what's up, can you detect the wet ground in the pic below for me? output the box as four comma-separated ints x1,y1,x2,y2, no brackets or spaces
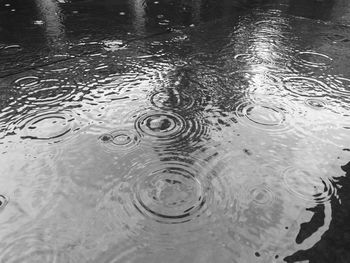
1,0,350,262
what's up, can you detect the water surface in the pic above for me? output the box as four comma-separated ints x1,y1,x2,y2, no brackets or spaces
1,0,350,262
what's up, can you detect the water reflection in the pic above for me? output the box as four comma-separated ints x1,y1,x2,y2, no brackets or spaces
1,0,350,262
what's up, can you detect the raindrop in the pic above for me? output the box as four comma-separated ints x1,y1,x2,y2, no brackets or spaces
282,167,335,203
98,129,140,153
295,51,333,68
283,76,330,97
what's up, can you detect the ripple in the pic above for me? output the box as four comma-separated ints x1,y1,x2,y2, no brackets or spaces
0,194,9,209
133,110,208,149
246,184,275,206
133,166,206,224
149,89,194,110
283,76,330,97
331,76,350,97
14,76,40,87
0,235,63,263
295,51,333,68
25,80,77,106
18,112,76,143
2,45,22,54
282,167,335,203
235,99,291,132
304,98,327,109
98,129,140,153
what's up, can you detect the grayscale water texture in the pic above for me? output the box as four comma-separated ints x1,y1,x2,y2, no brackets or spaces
1,0,350,262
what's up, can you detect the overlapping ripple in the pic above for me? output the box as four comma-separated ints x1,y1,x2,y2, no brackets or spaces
234,97,295,133
98,129,140,153
130,155,236,225
282,167,336,203
16,111,77,143
282,76,330,98
0,234,66,263
100,153,238,249
149,89,194,110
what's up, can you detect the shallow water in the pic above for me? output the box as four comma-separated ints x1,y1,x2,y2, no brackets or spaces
1,0,350,262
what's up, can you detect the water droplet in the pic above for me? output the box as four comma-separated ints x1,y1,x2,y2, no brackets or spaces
282,167,335,203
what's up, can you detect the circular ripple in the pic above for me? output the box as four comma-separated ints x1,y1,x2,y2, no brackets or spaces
283,76,330,97
149,89,194,110
247,185,275,206
235,100,290,132
0,194,9,209
98,129,140,152
304,98,327,109
26,80,77,106
129,156,234,225
133,110,208,149
134,167,205,223
18,112,75,143
2,45,22,54
0,235,63,263
296,51,333,67
282,167,335,203
14,76,40,87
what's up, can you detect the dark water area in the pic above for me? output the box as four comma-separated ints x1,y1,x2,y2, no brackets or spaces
1,0,350,262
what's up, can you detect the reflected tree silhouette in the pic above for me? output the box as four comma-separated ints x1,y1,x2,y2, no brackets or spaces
284,161,350,263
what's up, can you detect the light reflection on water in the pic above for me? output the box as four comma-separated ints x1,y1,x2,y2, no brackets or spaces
1,0,350,262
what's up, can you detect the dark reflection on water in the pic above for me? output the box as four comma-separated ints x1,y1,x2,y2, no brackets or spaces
1,0,350,262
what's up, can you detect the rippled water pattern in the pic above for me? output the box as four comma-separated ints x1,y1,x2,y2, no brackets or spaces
1,0,350,262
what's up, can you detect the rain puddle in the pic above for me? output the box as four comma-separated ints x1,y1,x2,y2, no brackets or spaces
1,0,350,262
